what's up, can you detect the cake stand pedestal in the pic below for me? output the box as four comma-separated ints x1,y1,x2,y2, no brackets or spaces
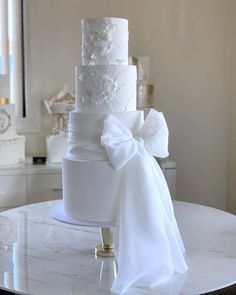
51,203,116,258
95,227,115,257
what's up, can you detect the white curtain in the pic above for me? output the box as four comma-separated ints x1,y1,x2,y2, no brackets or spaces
0,0,23,117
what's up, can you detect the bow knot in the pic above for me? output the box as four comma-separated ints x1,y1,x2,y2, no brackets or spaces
101,109,169,170
134,136,144,145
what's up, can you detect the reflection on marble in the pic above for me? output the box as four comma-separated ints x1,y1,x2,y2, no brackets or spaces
0,200,236,295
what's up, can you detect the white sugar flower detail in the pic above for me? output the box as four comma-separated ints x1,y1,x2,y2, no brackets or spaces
78,67,132,112
82,18,127,65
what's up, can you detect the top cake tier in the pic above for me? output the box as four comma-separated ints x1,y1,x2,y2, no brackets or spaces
81,17,128,65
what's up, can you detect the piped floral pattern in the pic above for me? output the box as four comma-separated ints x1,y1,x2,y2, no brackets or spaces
76,66,135,112
82,18,128,65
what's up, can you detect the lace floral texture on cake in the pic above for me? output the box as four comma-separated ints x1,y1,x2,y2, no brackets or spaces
77,67,134,112
82,18,128,65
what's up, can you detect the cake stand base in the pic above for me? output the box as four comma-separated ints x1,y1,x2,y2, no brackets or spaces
95,228,115,258
51,202,115,258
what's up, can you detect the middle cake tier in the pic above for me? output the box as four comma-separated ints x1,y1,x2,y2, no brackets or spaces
76,65,137,112
68,110,144,161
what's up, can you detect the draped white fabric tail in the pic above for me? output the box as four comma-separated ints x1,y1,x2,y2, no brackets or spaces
101,109,188,294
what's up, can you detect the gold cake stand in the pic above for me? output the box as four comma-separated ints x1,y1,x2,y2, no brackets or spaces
95,227,115,258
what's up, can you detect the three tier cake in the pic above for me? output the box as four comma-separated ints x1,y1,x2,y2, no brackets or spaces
62,17,144,222
61,18,188,293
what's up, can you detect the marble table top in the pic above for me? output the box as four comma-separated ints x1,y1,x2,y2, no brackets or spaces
0,200,236,295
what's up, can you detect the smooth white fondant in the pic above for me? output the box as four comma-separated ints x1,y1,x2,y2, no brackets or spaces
0,135,25,166
0,200,236,295
75,65,136,112
63,157,121,223
0,74,9,98
68,111,144,160
81,17,128,65
46,135,68,163
0,104,16,139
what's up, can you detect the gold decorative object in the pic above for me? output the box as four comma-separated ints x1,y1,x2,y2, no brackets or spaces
0,98,9,105
44,85,75,135
146,84,154,96
137,84,154,108
95,227,115,258
129,56,138,66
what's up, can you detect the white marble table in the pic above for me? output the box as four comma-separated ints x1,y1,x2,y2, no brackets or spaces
0,200,236,295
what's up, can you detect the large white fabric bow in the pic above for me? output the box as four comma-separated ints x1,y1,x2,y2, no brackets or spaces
101,109,188,294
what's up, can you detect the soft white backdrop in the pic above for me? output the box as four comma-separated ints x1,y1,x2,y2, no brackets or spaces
22,0,234,212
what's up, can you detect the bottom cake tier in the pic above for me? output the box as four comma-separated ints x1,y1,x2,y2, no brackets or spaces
63,157,121,223
0,136,25,166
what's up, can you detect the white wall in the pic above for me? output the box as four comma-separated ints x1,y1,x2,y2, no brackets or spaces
24,0,232,210
228,0,236,214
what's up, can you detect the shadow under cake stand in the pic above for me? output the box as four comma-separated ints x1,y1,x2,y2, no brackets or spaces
51,203,116,258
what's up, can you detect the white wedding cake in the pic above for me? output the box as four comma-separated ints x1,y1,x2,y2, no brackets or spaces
0,74,25,166
61,18,188,293
63,17,144,222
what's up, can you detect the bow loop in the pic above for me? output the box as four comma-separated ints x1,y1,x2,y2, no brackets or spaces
101,116,137,170
138,109,169,158
101,109,169,170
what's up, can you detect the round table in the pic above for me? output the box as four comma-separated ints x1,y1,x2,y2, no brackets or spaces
0,200,235,295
